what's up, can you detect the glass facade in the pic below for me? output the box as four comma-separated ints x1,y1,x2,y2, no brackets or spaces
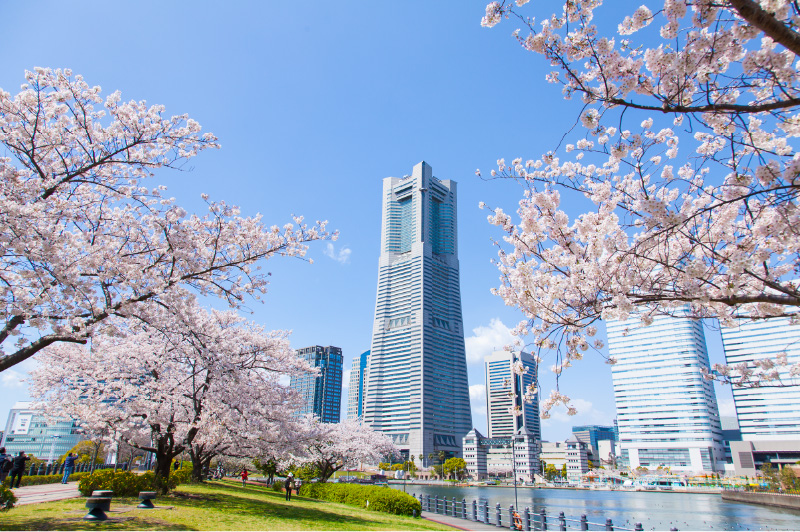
720,316,800,440
290,346,343,423
363,162,472,459
346,350,370,420
1,402,84,461
607,312,725,472
485,350,540,441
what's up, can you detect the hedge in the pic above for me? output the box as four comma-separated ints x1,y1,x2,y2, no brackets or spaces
0,485,15,512
299,482,420,516
78,465,193,497
2,472,89,488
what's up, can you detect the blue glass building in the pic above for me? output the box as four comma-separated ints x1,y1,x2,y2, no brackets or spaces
291,345,343,423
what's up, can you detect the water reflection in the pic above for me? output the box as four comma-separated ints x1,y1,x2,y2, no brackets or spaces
404,485,800,530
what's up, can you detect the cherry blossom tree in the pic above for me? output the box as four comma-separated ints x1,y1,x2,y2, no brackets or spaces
30,302,311,491
288,417,398,482
479,0,800,408
0,68,333,373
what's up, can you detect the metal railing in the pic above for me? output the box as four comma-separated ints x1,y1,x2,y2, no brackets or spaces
415,494,679,531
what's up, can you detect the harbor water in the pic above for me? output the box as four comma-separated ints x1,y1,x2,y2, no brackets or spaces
401,484,800,530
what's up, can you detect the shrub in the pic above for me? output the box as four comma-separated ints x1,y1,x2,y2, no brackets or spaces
272,480,284,492
78,468,192,497
299,482,420,516
1,472,89,488
0,484,16,511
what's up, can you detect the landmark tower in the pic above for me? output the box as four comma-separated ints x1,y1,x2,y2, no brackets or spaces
363,162,472,460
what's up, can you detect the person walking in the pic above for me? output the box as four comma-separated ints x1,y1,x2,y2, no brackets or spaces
0,447,12,484
240,468,249,487
285,473,295,501
62,452,77,484
8,451,31,488
295,477,302,496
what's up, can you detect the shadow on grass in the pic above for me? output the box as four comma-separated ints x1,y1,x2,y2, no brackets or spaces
183,481,400,528
0,515,194,532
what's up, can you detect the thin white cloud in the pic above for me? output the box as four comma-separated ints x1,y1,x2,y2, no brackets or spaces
323,243,352,264
1,369,25,389
469,384,487,415
465,318,516,364
540,398,608,429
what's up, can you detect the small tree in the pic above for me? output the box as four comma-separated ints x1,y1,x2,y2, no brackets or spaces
761,463,781,490
443,457,467,480
781,467,799,490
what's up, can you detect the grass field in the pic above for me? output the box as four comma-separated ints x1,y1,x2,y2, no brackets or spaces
0,481,455,531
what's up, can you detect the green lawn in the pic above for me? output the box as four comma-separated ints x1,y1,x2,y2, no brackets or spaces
0,481,454,531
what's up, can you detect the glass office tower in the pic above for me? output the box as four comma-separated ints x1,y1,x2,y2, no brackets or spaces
363,161,472,460
291,345,343,423
607,312,725,472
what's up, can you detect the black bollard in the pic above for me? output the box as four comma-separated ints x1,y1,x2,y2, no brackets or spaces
453,497,457,517
605,518,614,531
483,499,490,524
559,511,566,531
540,509,548,531
508,505,515,530
472,499,478,522
580,514,589,531
435,495,439,514
463,498,468,520
495,503,502,528
523,507,531,531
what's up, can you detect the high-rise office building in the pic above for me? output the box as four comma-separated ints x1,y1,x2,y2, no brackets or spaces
363,162,472,460
346,350,370,420
1,402,84,461
571,425,617,451
291,345,343,424
607,312,725,472
485,350,540,440
721,316,800,474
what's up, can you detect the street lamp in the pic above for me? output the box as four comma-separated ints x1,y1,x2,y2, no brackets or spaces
48,435,62,464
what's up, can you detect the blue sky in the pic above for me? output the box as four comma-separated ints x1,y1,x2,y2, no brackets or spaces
0,1,734,441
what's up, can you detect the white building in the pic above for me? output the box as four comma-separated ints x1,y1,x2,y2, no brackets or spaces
565,436,589,483
363,162,472,460
1,402,84,461
721,316,800,474
346,350,370,421
485,351,540,441
607,312,725,472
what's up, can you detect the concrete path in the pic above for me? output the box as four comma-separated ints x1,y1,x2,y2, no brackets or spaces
10,481,81,506
421,511,505,531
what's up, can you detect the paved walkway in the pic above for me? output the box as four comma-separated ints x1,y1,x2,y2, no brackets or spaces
421,511,504,531
10,481,81,506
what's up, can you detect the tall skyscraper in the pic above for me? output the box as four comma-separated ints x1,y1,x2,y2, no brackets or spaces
721,317,800,440
485,350,540,440
346,350,370,420
363,161,472,460
291,345,343,424
721,317,800,474
607,312,725,472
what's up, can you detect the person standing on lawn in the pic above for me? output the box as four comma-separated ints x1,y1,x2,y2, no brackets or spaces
62,452,77,484
240,468,248,487
8,451,31,488
295,477,302,496
285,472,295,501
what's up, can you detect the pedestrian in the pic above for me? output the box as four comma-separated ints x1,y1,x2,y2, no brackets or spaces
295,477,302,496
285,472,295,501
62,452,77,484
241,468,249,487
0,447,12,484
8,451,31,488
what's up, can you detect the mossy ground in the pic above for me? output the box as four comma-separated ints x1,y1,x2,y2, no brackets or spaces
0,480,454,531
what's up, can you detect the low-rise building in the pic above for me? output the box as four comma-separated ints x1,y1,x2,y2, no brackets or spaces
1,402,84,461
565,436,590,483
